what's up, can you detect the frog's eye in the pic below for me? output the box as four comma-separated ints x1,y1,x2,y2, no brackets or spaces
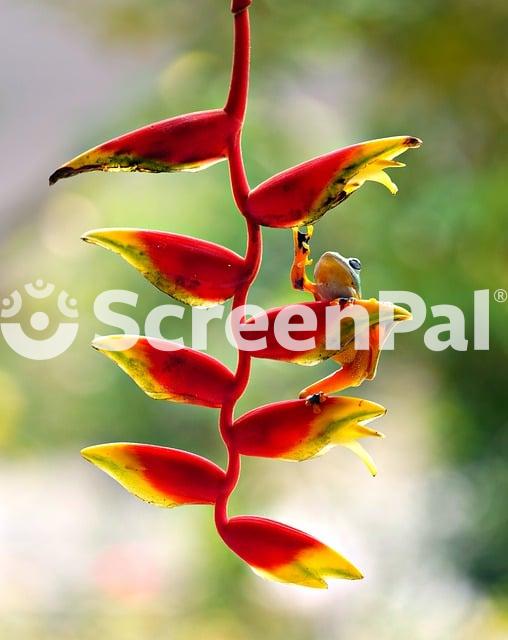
349,258,362,272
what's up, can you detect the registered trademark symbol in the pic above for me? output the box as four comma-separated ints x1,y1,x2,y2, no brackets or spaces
494,289,507,303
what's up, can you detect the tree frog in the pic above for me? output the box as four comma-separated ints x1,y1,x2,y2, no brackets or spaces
290,225,393,399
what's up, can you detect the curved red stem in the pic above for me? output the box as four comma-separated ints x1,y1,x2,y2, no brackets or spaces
224,9,251,124
231,0,252,14
215,6,262,535
228,133,250,213
215,171,261,533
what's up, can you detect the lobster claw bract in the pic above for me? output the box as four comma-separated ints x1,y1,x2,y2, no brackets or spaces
49,109,238,185
233,396,386,475
221,516,363,588
243,299,411,365
245,136,422,228
83,228,248,307
92,336,235,408
81,443,225,508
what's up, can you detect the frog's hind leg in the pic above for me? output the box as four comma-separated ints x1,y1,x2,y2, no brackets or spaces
298,349,371,398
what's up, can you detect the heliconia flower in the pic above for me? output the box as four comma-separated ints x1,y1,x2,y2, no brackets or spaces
81,443,225,508
244,298,411,365
233,396,385,475
83,228,248,307
245,136,422,228
92,336,234,408
49,109,238,185
221,516,363,588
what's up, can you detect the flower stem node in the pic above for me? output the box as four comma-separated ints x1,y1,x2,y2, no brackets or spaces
232,0,252,14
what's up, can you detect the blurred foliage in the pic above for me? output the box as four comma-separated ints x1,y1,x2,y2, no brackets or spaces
1,0,508,630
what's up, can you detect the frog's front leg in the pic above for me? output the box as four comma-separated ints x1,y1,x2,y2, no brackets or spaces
290,226,318,297
298,323,389,397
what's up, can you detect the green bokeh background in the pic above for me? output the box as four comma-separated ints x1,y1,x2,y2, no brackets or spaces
0,1,507,638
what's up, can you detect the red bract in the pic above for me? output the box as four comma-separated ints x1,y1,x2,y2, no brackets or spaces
49,110,237,186
233,396,385,475
49,4,251,188
83,228,248,307
92,336,234,408
81,444,225,508
243,298,411,365
221,516,363,588
69,0,421,588
246,136,422,228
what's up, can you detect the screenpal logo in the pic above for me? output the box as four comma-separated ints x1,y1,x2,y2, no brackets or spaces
1,280,79,360
0,282,499,360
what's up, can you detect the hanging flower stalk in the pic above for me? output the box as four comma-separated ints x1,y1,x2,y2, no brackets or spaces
51,0,421,588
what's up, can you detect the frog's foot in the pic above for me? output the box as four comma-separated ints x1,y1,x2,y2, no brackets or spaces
296,223,314,243
291,226,317,293
335,297,357,310
294,226,314,260
303,392,328,414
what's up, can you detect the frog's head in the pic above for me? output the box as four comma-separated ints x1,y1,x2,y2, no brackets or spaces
313,252,362,301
